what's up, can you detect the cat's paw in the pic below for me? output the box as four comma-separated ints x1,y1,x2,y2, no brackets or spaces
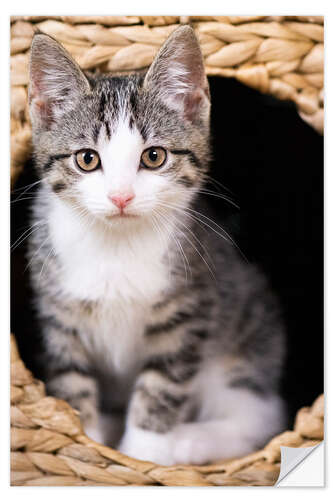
170,425,215,465
118,426,174,466
84,422,104,444
170,421,256,465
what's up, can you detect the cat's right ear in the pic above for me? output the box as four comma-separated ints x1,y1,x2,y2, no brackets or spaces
29,33,91,129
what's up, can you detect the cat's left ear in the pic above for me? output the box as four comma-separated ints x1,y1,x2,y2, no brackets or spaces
29,32,91,129
143,26,210,123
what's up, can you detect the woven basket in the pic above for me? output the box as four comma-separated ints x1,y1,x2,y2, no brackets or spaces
10,15,324,486
11,335,324,486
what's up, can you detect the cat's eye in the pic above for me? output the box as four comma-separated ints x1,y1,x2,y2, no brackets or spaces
140,147,167,169
75,149,101,172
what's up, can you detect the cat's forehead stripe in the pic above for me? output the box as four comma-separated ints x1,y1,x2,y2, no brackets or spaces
94,83,146,143
99,116,144,178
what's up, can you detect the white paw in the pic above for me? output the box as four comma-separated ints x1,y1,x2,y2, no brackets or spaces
118,426,174,465
84,422,104,444
118,421,258,466
171,421,256,464
170,424,215,465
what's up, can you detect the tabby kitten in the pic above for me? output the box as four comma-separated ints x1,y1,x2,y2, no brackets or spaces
28,26,286,465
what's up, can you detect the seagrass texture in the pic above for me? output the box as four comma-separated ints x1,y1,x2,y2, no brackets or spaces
10,335,324,487
10,15,324,186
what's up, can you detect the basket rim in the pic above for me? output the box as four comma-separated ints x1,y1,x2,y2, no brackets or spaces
10,334,324,486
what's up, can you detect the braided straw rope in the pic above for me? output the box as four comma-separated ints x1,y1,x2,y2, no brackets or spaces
11,335,323,486
10,15,324,186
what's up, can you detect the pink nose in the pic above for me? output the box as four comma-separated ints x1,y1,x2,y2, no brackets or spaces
109,192,135,210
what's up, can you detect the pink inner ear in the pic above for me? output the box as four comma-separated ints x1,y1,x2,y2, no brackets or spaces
184,87,207,122
35,98,54,127
29,70,56,128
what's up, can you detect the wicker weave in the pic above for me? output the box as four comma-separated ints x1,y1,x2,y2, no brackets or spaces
11,335,323,486
10,15,324,186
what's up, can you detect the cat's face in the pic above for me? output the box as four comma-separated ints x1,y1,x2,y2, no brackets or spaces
29,27,210,227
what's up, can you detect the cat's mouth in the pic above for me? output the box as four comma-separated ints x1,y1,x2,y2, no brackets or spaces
105,212,139,220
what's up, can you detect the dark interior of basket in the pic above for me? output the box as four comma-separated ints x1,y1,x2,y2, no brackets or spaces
11,75,324,427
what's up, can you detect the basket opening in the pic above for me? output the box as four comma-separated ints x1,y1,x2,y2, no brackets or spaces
11,75,323,429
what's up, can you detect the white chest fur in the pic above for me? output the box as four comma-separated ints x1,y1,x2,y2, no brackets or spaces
48,197,171,372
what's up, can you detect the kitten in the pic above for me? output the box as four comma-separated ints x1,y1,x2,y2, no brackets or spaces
27,26,286,465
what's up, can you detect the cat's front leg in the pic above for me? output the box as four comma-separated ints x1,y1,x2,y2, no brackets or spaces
118,353,197,465
47,370,103,444
41,318,104,444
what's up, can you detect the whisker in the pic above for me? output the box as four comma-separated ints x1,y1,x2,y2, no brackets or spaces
39,245,55,281
11,179,43,197
155,202,213,263
184,206,247,261
196,189,240,209
24,234,52,273
11,196,41,204
24,204,93,274
154,210,190,282
11,221,45,252
156,206,217,282
153,199,247,262
203,174,235,195
150,210,172,283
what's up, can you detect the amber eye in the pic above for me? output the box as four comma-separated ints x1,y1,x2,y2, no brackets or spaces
140,147,167,169
75,149,101,172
